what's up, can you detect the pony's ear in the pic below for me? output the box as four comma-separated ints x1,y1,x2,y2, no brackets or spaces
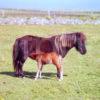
76,32,81,38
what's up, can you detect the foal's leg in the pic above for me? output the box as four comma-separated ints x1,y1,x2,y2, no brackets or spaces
35,61,42,80
39,65,43,78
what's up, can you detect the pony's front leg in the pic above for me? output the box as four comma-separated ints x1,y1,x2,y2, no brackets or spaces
56,64,63,81
58,69,63,81
55,55,63,81
60,68,63,80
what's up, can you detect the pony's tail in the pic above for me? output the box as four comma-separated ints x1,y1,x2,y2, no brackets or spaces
13,39,20,71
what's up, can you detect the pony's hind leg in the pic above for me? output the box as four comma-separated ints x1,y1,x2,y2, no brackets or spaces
18,63,24,77
14,64,19,77
15,58,26,78
19,58,27,77
15,61,23,77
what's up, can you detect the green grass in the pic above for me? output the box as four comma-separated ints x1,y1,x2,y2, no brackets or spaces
0,25,100,100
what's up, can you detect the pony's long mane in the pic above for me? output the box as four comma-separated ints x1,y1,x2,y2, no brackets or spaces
55,33,76,52
60,33,76,47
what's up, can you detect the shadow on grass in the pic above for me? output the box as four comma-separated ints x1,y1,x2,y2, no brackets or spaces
0,71,67,79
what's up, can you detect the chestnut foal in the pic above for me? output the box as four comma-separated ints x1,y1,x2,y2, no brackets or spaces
30,52,63,80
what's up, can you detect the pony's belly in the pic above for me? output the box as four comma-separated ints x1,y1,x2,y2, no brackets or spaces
29,55,36,60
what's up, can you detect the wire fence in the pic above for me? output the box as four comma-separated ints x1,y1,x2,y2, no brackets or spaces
0,9,100,25
0,9,100,17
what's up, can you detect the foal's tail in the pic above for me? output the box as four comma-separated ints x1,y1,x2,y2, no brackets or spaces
13,39,20,71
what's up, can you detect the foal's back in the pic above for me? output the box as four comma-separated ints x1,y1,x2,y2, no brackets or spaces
30,52,59,65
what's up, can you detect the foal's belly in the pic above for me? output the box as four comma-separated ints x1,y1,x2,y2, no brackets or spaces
29,53,52,64
41,56,52,64
29,52,59,65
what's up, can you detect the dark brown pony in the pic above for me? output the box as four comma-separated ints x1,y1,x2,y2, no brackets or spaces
13,32,87,80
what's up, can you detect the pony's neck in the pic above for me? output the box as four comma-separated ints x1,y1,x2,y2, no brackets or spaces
59,46,73,58
59,34,76,58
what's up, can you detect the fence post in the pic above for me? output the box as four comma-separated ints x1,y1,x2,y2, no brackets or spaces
48,10,51,17
1,10,5,17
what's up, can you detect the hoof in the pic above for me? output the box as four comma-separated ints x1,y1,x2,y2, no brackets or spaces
58,79,62,81
39,76,42,79
34,78,38,80
14,73,19,77
19,73,24,78
58,78,63,81
14,73,24,78
57,74,60,79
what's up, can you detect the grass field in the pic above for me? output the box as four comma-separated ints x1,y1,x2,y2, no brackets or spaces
0,24,100,100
